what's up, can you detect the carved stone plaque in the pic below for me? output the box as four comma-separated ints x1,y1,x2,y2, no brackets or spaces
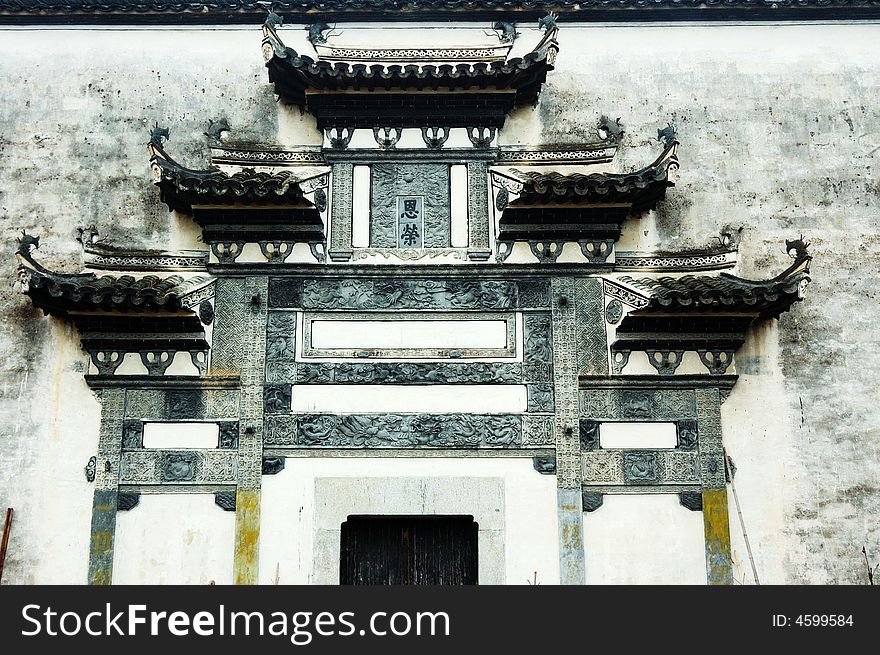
396,196,424,248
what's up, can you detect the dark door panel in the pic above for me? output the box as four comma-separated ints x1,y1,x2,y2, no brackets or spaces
340,516,478,585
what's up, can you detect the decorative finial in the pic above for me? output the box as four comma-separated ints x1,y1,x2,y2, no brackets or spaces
150,123,169,148
658,121,678,147
785,235,810,260
204,118,230,145
493,21,518,44
597,115,624,143
16,230,40,259
76,225,99,247
308,22,330,46
538,13,558,33
265,10,283,29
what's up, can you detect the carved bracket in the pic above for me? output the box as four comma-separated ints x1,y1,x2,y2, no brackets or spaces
139,350,175,376
579,239,614,264
214,490,236,511
467,126,496,148
258,240,294,264
533,456,557,475
211,242,245,264
117,492,140,511
582,491,604,512
646,350,685,375
421,127,450,149
698,349,735,375
373,127,402,150
325,127,354,150
679,492,703,511
89,350,125,375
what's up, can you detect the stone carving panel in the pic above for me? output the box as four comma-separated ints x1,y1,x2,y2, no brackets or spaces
119,450,238,485
580,388,697,421
371,163,450,248
296,362,523,384
290,414,521,448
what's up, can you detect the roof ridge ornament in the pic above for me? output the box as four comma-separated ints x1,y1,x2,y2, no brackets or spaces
538,12,558,34
308,22,331,46
785,235,810,261
658,121,678,148
265,9,283,29
493,21,518,44
204,118,230,146
150,123,169,148
598,115,624,143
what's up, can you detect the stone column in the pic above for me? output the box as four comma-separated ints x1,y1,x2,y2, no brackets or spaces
466,161,492,261
696,388,733,585
328,163,354,262
87,388,125,585
233,276,269,585
551,277,585,584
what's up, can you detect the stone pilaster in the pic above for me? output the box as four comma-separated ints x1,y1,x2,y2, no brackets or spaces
87,388,125,585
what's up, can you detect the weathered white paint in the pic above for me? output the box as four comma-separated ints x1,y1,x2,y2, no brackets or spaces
599,422,678,449
291,383,528,413
258,457,560,585
113,494,235,585
583,494,706,585
142,422,219,449
309,317,509,349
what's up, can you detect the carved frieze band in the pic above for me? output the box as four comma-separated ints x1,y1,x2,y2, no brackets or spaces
602,279,650,309
582,450,700,485
263,414,523,448
269,278,521,310
119,450,238,485
124,389,240,421
294,362,524,384
580,388,698,421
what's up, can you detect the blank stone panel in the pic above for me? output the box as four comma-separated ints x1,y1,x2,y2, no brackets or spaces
291,384,528,414
599,422,677,449
142,422,219,449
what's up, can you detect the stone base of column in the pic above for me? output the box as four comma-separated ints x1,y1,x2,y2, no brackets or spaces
558,487,586,585
234,489,261,585
702,487,734,585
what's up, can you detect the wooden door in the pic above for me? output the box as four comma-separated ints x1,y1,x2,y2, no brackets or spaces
340,516,478,585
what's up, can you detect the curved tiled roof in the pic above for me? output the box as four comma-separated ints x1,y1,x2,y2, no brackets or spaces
263,23,557,107
2,1,877,22
618,254,811,317
21,266,212,314
150,143,310,212
511,142,678,208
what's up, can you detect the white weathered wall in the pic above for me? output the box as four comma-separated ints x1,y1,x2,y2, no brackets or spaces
258,457,560,585
113,494,235,585
583,494,706,585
